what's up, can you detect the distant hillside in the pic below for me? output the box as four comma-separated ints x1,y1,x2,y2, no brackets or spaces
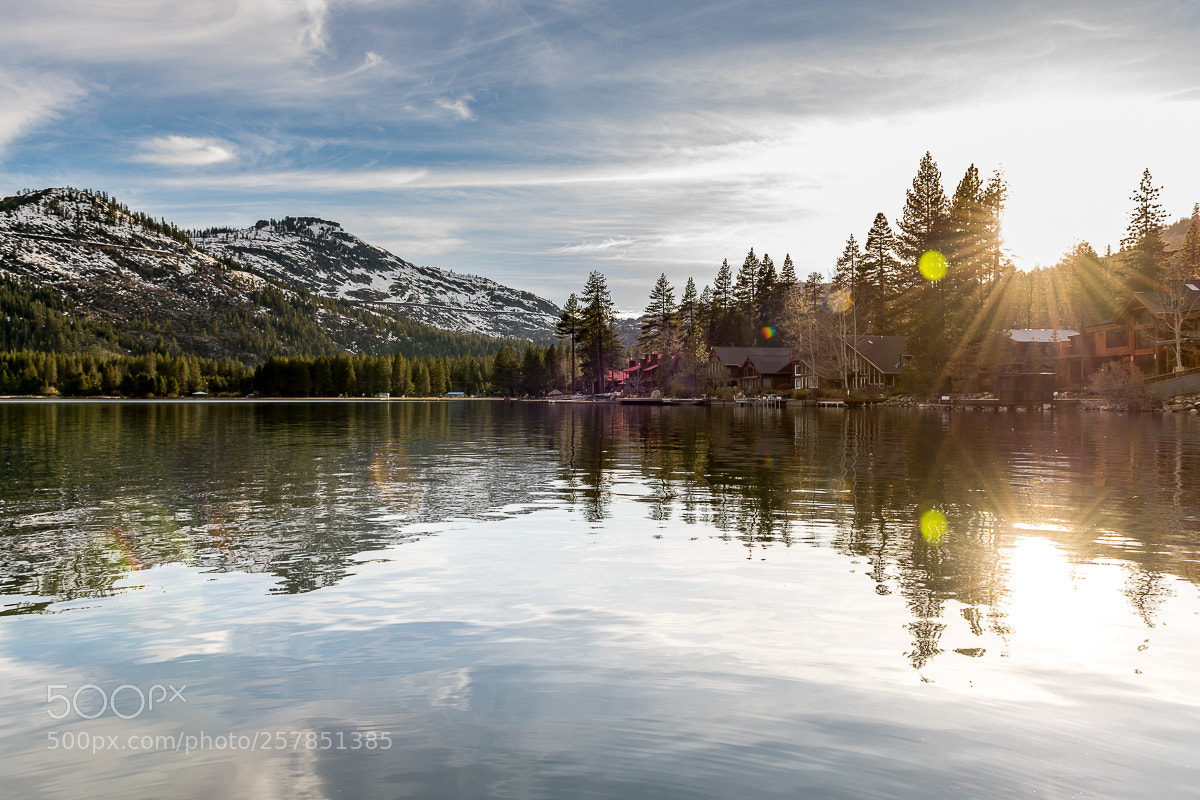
193,217,560,341
0,188,510,361
1163,215,1193,251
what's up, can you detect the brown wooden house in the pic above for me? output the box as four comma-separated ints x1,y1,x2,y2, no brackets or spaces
1058,284,1200,390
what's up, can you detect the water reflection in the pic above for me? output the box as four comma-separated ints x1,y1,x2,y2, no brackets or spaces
2,400,1199,657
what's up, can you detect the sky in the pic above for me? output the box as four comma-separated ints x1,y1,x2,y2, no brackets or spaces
3,0,1200,313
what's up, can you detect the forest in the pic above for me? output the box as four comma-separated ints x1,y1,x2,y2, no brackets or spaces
2,155,1197,398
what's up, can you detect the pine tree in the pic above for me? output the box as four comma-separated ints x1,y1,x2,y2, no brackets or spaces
678,277,705,389
980,169,1010,285
555,293,582,393
490,346,519,395
713,259,733,315
429,359,447,395
638,273,679,355
412,361,431,396
697,285,714,344
832,235,862,293
756,253,778,335
579,271,620,394
896,151,949,275
733,248,760,342
1181,203,1200,280
779,254,797,287
711,259,735,345
861,214,900,331
1122,168,1168,290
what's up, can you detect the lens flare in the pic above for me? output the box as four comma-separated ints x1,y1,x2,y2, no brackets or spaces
826,289,852,314
761,326,776,340
920,509,947,545
918,250,948,282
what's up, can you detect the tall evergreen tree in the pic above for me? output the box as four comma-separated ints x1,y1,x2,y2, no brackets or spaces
1122,168,1168,290
697,285,714,345
678,277,706,390
1181,203,1200,280
896,151,950,278
779,254,797,287
638,273,679,355
980,169,1010,285
734,249,760,313
679,277,699,339
733,248,761,343
756,253,778,335
579,271,620,394
555,292,582,393
832,235,862,293
712,259,733,316
491,345,520,396
711,259,735,345
861,213,901,331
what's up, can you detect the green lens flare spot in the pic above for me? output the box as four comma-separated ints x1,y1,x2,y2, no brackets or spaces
918,250,948,282
920,509,947,545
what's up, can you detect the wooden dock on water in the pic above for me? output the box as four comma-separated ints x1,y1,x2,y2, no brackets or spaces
929,397,1082,411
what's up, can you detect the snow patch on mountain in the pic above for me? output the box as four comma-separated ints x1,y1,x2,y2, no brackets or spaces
193,217,560,341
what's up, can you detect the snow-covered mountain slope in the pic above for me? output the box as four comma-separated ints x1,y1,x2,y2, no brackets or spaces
193,217,560,341
0,188,511,359
0,188,256,337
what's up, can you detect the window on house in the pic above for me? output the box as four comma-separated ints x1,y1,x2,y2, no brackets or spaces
1105,329,1128,349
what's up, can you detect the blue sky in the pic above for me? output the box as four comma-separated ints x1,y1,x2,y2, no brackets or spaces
3,0,1200,311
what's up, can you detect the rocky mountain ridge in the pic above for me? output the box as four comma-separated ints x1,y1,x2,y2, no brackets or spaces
0,188,531,360
0,188,561,360
192,217,559,341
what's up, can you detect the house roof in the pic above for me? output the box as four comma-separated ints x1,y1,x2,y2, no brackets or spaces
741,351,794,375
846,336,909,375
1131,285,1200,315
709,346,790,366
1006,329,1079,343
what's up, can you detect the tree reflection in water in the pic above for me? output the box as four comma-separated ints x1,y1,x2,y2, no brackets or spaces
1,400,1198,671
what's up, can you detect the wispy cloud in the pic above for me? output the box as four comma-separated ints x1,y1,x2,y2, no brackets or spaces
551,237,637,255
5,0,1200,308
434,94,478,122
134,136,237,167
0,70,83,157
160,167,428,191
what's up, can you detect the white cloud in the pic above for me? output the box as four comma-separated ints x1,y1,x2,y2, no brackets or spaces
0,70,83,157
434,94,477,122
339,212,468,260
134,136,237,167
159,167,428,190
337,50,385,79
0,0,331,83
551,237,637,255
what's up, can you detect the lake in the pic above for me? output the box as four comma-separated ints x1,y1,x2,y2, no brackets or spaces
1,399,1198,799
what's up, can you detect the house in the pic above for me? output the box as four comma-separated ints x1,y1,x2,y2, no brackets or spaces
1058,283,1200,390
609,353,680,395
708,347,791,389
737,350,796,393
604,365,637,394
793,336,910,392
1000,330,1079,371
844,336,910,390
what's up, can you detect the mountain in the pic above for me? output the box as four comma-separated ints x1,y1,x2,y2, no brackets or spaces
0,188,514,360
192,217,560,341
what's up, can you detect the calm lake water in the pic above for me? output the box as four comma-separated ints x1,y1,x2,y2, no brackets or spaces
2,399,1199,799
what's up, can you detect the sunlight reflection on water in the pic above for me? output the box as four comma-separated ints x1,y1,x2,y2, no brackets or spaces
1,400,1199,798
